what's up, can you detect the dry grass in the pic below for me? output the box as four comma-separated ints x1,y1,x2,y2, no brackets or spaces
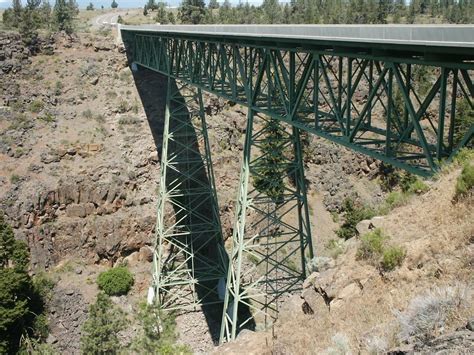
218,166,474,354
396,284,471,343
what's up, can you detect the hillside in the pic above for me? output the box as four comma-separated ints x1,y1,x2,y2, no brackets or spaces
218,165,473,353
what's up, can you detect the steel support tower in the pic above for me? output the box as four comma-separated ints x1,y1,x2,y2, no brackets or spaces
220,110,313,341
121,24,474,343
153,78,227,311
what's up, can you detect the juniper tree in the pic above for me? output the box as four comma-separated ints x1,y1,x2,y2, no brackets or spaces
179,0,206,24
0,214,42,354
208,0,219,9
262,0,282,23
155,2,169,24
253,119,286,204
80,292,126,354
53,0,76,34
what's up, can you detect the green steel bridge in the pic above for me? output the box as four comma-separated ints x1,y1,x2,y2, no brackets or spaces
121,24,474,343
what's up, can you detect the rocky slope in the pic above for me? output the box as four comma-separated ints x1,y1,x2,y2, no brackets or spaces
218,167,473,354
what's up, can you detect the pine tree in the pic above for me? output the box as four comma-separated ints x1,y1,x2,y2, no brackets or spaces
168,11,176,24
80,293,126,354
39,1,53,28
12,0,23,24
219,0,232,23
53,0,76,34
0,214,36,354
209,0,219,9
253,120,286,204
155,2,169,24
86,2,94,11
111,0,119,9
179,0,206,24
19,0,42,46
262,0,282,23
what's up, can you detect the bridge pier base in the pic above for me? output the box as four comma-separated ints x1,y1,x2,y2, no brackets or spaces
220,110,314,343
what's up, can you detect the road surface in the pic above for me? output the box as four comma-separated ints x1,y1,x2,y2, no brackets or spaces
91,11,129,28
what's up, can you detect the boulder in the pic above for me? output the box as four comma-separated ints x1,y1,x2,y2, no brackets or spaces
66,204,86,218
356,216,384,235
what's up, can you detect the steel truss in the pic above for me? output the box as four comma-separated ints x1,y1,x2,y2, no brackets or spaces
153,78,227,311
123,31,473,176
219,110,313,341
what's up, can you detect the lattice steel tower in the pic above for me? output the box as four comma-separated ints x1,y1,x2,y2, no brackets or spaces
152,78,227,311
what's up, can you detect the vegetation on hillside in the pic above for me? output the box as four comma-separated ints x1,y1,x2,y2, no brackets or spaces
0,214,53,353
2,0,78,44
173,0,474,24
357,228,406,269
80,292,126,353
253,119,287,204
97,266,134,296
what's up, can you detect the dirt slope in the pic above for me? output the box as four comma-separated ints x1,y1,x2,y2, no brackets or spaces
218,167,473,354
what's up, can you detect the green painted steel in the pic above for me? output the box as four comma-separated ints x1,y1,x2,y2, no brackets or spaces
122,28,473,176
153,78,227,311
121,26,474,344
219,111,313,342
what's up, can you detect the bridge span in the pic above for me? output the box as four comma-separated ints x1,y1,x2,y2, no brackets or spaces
121,24,473,343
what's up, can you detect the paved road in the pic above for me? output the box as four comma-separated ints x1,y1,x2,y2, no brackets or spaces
91,11,129,28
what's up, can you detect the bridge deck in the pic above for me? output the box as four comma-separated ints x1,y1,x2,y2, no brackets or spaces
121,24,474,59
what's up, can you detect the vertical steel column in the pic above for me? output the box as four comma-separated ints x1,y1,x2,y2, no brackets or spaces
386,67,393,156
404,63,411,131
368,60,373,126
153,78,227,312
437,67,448,160
220,108,255,343
314,58,320,129
448,69,459,152
346,58,352,136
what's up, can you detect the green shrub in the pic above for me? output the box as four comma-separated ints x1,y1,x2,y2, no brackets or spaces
381,246,406,271
357,228,406,271
384,191,407,210
117,100,129,113
39,112,56,123
325,238,345,259
453,148,474,166
336,198,376,240
118,116,140,125
454,162,474,199
406,178,429,194
106,90,117,99
54,81,63,96
97,267,134,296
82,109,93,119
80,62,98,77
130,303,191,354
10,174,20,184
357,228,386,261
453,98,473,148
29,100,44,113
